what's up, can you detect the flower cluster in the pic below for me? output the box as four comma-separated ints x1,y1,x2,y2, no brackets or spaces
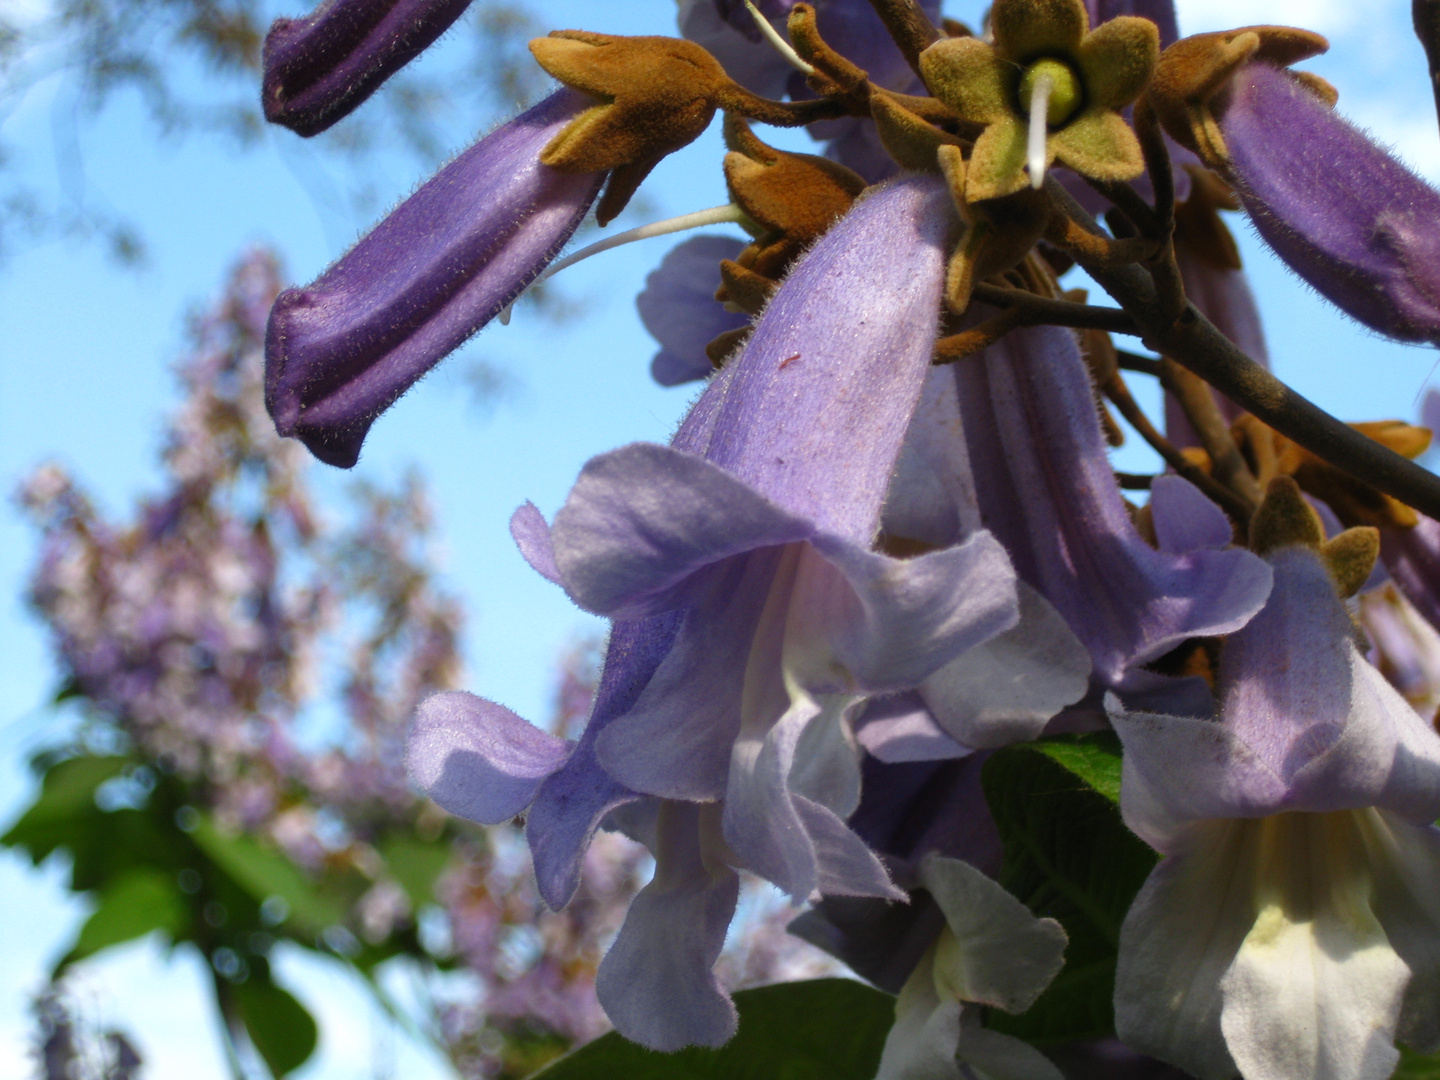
253,0,1440,1077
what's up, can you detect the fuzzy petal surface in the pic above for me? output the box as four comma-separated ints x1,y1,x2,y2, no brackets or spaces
637,235,749,386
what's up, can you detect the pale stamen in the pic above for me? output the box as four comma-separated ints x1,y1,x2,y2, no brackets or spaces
499,204,751,325
1027,72,1054,190
742,0,815,76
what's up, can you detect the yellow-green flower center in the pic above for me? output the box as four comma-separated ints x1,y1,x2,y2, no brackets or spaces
1018,58,1082,127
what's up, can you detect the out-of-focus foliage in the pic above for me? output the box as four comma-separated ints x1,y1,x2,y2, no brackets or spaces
0,0,550,261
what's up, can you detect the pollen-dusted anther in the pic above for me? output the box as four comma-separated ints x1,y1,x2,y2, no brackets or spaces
917,0,1159,201
1147,25,1329,167
717,116,866,287
531,32,732,225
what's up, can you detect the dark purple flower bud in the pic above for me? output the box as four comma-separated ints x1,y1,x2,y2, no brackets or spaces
263,0,474,137
265,89,605,468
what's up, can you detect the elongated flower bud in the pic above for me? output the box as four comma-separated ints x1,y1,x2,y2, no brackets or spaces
263,0,473,137
264,89,604,468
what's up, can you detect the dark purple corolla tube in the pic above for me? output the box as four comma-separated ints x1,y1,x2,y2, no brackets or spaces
1220,63,1440,346
265,89,605,468
263,0,474,137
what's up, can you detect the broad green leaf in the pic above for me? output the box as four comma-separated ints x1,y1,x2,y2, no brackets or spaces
1,755,132,858
530,978,894,1080
982,739,1155,1045
1395,1047,1440,1079
377,834,452,907
234,977,319,1077
64,868,187,966
189,814,348,933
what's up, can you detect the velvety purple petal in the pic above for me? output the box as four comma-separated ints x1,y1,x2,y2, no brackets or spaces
702,174,955,544
1149,474,1234,553
953,323,1272,684
637,235,749,387
593,548,785,801
595,801,740,1051
857,693,974,763
550,443,814,619
406,691,570,823
883,368,986,549
1220,63,1440,346
263,0,472,136
265,89,603,468
509,501,561,585
798,794,904,898
527,612,683,909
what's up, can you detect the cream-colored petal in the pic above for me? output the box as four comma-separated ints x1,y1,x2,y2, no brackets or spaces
920,38,1014,125
965,119,1035,202
958,1023,1065,1080
876,944,964,1080
992,0,1087,61
1076,16,1159,108
1049,108,1144,182
921,854,1067,1014
1115,819,1253,1080
1221,813,1407,1080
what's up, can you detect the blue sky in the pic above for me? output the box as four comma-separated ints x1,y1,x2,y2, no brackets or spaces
3,0,1440,1074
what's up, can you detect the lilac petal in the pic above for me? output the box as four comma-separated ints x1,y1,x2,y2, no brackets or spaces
1381,514,1440,635
637,235,749,387
406,691,570,823
1219,63,1440,347
702,174,955,543
509,501,561,586
857,693,974,764
813,531,1019,691
883,368,986,549
263,0,472,137
265,89,604,468
1149,474,1234,553
527,612,683,909
953,322,1272,684
797,794,903,898
920,584,1091,750
594,549,785,801
595,801,740,1051
550,443,814,619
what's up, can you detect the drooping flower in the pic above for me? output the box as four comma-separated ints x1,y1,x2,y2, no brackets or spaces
262,0,473,137
1151,33,1440,348
410,173,1029,1050
919,0,1160,200
264,89,604,468
635,234,749,386
1111,479,1440,1080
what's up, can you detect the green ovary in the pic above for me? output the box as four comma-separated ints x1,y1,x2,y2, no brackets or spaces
1018,58,1082,128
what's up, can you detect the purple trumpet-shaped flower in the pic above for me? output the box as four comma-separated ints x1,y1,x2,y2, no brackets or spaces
635,235,749,386
410,174,1025,1050
949,319,1272,693
1381,515,1440,636
1111,517,1440,1080
1213,62,1440,347
262,0,473,137
265,89,604,468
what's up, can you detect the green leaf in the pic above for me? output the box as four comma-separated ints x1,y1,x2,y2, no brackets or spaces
64,868,187,965
981,738,1156,1045
377,833,451,908
529,979,894,1080
189,814,348,933
234,977,319,1077
1395,1047,1440,1079
1,756,132,858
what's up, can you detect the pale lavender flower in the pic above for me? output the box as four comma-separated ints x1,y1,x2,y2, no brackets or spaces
635,234,749,387
262,0,474,137
265,89,605,468
1111,531,1440,1080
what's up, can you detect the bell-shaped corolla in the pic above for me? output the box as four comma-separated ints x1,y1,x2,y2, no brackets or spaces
1111,482,1440,1080
262,0,473,137
265,89,604,468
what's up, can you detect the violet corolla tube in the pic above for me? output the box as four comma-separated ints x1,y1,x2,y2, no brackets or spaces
264,89,604,468
1217,62,1440,347
263,0,474,137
